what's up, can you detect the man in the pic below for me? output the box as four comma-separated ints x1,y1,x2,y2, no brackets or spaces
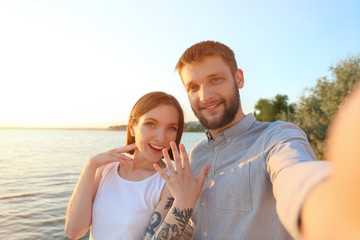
174,41,331,239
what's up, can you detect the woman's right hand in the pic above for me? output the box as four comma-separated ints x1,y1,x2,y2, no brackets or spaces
88,143,137,169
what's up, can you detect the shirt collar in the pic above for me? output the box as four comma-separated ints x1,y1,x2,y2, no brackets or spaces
205,130,213,142
205,113,256,142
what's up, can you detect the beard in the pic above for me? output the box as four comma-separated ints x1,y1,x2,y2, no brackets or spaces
192,83,240,130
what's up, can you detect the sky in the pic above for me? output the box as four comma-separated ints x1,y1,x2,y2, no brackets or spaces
0,0,359,128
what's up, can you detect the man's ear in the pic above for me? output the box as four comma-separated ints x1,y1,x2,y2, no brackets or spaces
235,69,244,89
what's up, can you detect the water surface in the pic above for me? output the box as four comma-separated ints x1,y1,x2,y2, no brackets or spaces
0,129,205,240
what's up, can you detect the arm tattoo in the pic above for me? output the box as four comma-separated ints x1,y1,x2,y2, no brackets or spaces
165,197,174,210
156,221,180,239
150,207,194,240
144,212,162,237
172,207,193,232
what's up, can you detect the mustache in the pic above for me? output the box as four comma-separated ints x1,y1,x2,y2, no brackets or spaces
198,99,224,109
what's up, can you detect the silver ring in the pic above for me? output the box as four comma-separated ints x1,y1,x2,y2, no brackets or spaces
170,172,176,177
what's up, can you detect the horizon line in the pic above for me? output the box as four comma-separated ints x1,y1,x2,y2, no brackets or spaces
0,126,108,131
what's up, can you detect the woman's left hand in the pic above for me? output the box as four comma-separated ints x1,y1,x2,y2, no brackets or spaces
153,142,210,208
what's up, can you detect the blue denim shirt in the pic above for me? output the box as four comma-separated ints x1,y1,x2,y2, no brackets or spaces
189,114,330,240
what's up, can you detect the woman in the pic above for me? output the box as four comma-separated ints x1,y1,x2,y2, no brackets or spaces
65,91,210,240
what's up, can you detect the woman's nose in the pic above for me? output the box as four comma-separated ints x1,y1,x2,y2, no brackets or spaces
154,128,166,142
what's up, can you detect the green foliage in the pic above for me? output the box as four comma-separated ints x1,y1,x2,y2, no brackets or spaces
183,122,206,132
254,94,294,122
278,55,360,159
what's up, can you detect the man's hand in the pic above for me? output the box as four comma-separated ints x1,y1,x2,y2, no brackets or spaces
302,84,360,240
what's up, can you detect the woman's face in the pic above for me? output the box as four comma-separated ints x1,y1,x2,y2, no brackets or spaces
131,104,179,164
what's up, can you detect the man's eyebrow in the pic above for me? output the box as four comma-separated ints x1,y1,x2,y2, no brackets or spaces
184,81,196,88
207,72,227,78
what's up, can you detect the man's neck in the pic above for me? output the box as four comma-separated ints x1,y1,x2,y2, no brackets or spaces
208,110,245,139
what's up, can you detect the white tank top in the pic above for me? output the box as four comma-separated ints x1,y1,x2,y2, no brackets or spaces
90,162,167,240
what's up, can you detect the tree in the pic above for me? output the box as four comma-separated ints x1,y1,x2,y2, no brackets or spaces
184,122,206,132
254,94,294,122
278,55,360,159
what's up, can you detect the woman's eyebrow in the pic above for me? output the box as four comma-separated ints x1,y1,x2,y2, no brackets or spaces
144,118,178,126
144,117,158,122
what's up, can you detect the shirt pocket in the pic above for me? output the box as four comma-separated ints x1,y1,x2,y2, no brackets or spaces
215,162,252,211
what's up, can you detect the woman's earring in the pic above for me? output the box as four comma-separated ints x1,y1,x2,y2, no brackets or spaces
130,130,135,137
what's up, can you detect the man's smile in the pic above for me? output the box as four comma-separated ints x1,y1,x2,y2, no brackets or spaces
199,100,223,113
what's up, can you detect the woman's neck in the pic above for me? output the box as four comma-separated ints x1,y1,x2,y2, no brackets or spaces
118,154,165,181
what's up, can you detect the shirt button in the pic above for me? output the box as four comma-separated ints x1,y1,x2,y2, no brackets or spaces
207,172,212,178
201,201,207,207
214,146,218,151
203,231,208,237
226,138,231,143
231,168,235,174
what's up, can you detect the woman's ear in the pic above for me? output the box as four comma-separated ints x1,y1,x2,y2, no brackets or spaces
130,127,135,137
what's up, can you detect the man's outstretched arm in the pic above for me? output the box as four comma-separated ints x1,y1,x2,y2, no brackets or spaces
301,84,360,240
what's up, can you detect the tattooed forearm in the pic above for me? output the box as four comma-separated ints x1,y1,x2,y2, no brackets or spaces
165,197,174,210
144,212,162,238
153,220,180,240
150,207,194,240
144,198,176,239
172,207,193,232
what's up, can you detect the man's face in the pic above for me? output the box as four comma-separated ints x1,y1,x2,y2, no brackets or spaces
180,56,244,131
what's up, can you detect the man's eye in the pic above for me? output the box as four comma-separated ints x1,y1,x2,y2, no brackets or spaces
213,77,221,82
188,85,199,92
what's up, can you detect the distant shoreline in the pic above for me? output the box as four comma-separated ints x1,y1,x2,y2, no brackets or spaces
0,121,206,132
109,122,206,132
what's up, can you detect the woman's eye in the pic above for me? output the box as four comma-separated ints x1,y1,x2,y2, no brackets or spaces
169,127,177,131
146,122,155,128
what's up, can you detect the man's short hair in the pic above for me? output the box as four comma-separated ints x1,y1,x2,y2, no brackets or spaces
175,41,238,78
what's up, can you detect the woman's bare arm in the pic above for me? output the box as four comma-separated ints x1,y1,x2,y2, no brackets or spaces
65,144,136,239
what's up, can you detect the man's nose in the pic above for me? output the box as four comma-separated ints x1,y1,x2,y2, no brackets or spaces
199,85,214,102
